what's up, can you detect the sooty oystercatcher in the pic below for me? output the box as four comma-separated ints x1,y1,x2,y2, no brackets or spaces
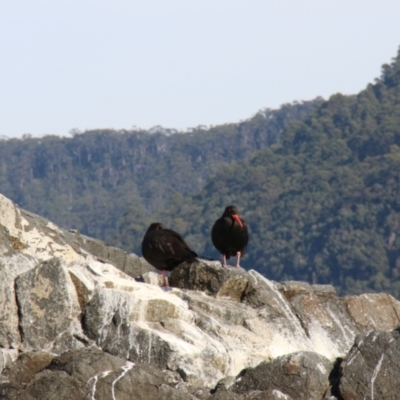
211,206,248,268
142,222,198,286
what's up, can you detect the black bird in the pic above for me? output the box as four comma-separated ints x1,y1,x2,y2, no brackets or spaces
211,206,249,268
142,222,198,286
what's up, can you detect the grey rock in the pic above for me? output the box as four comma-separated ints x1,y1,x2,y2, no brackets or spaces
191,387,212,400
280,281,337,300
311,283,337,298
343,293,400,331
280,280,360,356
212,375,237,392
15,258,86,353
230,351,333,400
241,272,285,312
4,370,85,400
79,236,156,278
4,192,400,397
0,347,197,400
142,270,164,285
124,252,156,277
0,352,54,387
82,285,230,387
0,254,37,349
76,233,109,260
169,260,249,301
245,390,293,399
73,233,156,278
338,327,400,400
0,226,14,255
208,392,245,400
242,270,355,364
0,192,154,278
0,349,19,376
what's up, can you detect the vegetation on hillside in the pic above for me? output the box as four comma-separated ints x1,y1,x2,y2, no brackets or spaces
0,100,320,242
121,47,400,297
1,47,400,297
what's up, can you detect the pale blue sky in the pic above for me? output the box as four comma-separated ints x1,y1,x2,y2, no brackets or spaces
1,0,400,137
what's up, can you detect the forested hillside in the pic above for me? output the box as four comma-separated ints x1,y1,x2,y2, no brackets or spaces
2,48,400,297
0,100,320,242
124,48,400,297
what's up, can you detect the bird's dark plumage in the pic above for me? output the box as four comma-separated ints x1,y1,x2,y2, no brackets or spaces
211,206,249,268
142,222,198,286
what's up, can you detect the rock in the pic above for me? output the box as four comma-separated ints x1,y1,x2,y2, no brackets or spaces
124,252,156,277
344,293,400,331
338,327,400,399
0,349,19,376
79,236,156,278
3,192,400,397
0,254,37,349
142,271,164,285
0,352,53,386
209,392,245,400
176,286,312,374
279,280,360,357
230,351,333,400
0,193,154,278
0,192,79,263
15,258,86,353
169,261,249,301
82,265,333,388
82,285,231,387
0,347,197,400
76,234,109,259
18,370,87,400
242,271,349,359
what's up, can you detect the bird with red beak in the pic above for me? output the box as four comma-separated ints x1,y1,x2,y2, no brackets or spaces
211,205,249,268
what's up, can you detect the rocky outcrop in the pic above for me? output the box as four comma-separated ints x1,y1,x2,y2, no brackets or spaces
0,347,202,400
1,192,400,399
0,193,155,277
338,328,400,399
229,351,333,400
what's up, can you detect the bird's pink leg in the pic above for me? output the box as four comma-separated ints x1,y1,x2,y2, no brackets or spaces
222,254,227,267
235,252,241,268
162,270,168,287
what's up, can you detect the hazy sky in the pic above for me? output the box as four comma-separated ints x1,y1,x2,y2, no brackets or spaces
1,0,400,138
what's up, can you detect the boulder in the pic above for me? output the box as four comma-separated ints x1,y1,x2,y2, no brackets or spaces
15,258,86,353
343,293,400,330
229,351,333,400
0,254,37,349
169,261,249,301
279,280,360,357
0,351,53,387
0,347,197,400
338,327,400,400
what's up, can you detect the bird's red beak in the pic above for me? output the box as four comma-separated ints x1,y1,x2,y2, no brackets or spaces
232,214,243,227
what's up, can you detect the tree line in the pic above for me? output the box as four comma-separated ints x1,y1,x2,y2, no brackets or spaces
1,47,400,297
